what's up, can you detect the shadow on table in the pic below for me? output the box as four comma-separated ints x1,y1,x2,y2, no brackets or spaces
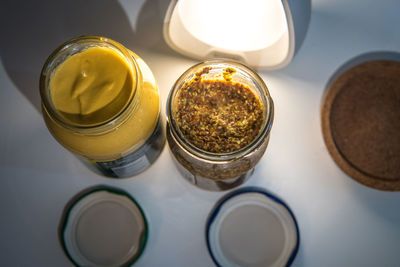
0,0,177,113
266,6,400,84
324,51,400,95
349,179,400,224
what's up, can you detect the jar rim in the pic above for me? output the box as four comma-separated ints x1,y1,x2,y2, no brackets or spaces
166,59,274,161
39,35,140,133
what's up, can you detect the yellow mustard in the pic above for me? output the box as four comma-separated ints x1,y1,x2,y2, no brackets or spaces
40,36,164,177
50,47,135,126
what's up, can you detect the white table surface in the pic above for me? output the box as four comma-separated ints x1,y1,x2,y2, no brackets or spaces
1,0,400,266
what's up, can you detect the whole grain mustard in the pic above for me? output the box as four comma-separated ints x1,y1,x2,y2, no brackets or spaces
173,67,264,153
167,60,274,190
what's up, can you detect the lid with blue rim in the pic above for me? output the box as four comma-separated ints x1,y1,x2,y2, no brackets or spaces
206,187,299,267
59,186,148,267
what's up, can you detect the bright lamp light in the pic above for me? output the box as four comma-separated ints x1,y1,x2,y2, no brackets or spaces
164,0,311,69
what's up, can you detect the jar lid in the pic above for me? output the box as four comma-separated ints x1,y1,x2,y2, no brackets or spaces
60,187,148,266
206,187,299,267
321,59,400,191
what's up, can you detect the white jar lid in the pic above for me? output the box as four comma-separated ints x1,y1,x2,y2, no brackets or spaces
206,188,299,266
60,187,148,267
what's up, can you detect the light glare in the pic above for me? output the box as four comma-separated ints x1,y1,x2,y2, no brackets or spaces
177,0,287,52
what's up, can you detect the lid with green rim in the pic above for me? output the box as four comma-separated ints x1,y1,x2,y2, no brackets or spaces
206,187,299,267
60,187,148,267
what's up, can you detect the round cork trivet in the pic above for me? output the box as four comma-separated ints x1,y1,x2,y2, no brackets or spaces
321,60,400,191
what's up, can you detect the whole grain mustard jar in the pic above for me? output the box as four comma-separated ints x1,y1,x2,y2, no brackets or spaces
166,60,274,191
40,36,165,178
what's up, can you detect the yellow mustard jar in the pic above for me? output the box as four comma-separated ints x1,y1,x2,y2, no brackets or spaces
40,36,165,177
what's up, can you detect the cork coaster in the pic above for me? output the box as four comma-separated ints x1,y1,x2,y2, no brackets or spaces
321,60,400,191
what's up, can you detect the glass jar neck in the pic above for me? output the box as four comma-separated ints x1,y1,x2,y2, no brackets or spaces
40,36,141,135
167,59,274,161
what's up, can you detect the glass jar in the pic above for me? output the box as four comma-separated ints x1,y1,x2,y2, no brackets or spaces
40,36,165,178
166,60,274,191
